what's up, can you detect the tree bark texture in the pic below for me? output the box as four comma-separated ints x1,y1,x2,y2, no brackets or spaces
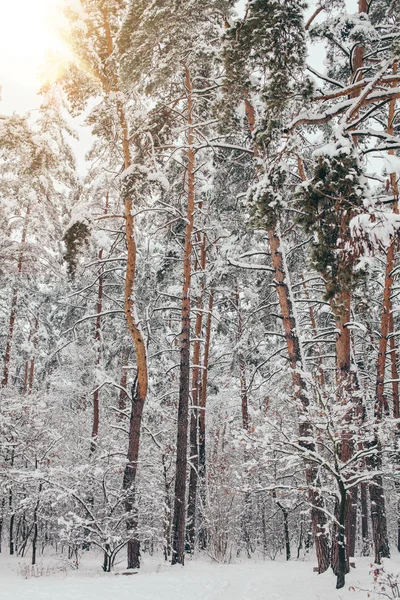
186,235,207,552
243,95,330,574
171,65,196,566
268,229,331,573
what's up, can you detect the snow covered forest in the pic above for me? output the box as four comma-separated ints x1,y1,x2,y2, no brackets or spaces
1,0,400,596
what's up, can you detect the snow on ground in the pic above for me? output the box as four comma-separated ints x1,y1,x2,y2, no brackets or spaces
0,551,393,600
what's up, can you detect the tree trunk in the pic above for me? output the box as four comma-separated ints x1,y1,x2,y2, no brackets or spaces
366,63,398,564
360,482,370,556
90,195,108,452
243,95,330,573
268,227,331,573
336,482,348,590
101,5,149,569
331,289,354,577
32,484,42,566
0,497,4,553
199,291,214,479
235,283,249,431
186,235,206,553
2,210,29,387
171,65,195,566
9,488,14,556
27,313,39,395
198,291,214,550
162,453,172,561
90,251,103,453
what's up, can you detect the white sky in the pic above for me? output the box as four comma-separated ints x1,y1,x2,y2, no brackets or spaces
0,0,70,114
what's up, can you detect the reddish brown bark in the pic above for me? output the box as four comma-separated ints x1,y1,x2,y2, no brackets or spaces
366,63,398,566
171,65,196,566
268,229,330,572
333,11,369,584
388,62,400,423
389,310,399,422
99,7,149,569
244,97,331,573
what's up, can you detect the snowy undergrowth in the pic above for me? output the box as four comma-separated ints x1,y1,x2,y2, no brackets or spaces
1,552,398,600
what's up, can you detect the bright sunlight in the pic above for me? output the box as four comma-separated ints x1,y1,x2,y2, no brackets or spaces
0,0,70,89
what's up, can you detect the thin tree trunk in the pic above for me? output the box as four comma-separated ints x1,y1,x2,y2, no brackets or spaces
90,248,104,453
234,282,252,555
235,283,249,431
27,313,39,395
90,195,109,452
9,490,14,556
360,482,370,556
171,65,195,566
197,291,214,550
0,497,4,553
32,483,42,566
199,291,214,478
2,210,29,387
186,235,206,552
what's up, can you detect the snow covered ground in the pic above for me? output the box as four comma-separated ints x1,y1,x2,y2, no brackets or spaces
0,551,394,600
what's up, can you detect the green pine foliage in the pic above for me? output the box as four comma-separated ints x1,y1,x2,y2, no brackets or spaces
296,143,368,300
223,0,309,142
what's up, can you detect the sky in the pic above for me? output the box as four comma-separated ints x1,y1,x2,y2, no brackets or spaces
0,0,70,115
0,0,361,172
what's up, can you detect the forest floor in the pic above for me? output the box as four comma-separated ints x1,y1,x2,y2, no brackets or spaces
0,550,396,600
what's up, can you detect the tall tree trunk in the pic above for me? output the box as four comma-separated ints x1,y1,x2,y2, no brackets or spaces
90,195,109,452
197,291,214,550
388,63,400,553
360,482,370,556
171,65,195,566
186,235,206,553
119,99,148,568
268,228,331,573
0,497,4,553
235,283,249,431
331,289,357,583
2,209,29,387
234,283,252,555
32,483,42,566
366,61,398,565
9,449,15,556
27,313,39,395
101,5,149,569
244,96,330,574
199,291,214,479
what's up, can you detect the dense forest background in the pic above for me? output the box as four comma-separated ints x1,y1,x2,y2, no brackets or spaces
1,0,400,591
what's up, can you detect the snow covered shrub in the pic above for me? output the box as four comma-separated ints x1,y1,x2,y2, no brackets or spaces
370,564,400,599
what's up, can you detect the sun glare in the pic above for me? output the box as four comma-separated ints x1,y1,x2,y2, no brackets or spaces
0,0,71,89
